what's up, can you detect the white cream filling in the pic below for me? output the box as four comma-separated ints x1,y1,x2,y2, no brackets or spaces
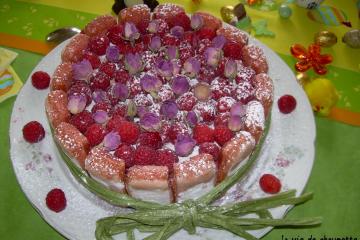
90,174,124,192
177,177,215,202
127,186,171,204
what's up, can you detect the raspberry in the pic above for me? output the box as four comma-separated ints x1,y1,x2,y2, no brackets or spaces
114,144,135,168
133,145,157,165
167,122,189,143
155,19,170,36
85,123,106,147
137,20,149,34
223,41,242,60
139,132,163,149
89,72,111,91
112,103,127,118
68,81,92,105
179,46,194,64
193,100,216,122
69,110,95,134
183,31,194,45
167,12,191,31
116,121,140,144
155,149,178,168
162,34,180,46
99,62,116,78
91,102,112,114
107,24,124,45
82,51,101,69
211,80,233,100
214,125,234,146
193,124,214,144
236,65,256,84
214,112,230,127
88,36,110,55
177,92,197,111
117,41,133,55
22,121,45,143
217,96,236,113
259,174,282,194
106,115,125,132
31,71,50,89
196,28,216,40
199,142,220,161
114,69,131,84
233,81,255,104
46,188,66,213
278,95,297,114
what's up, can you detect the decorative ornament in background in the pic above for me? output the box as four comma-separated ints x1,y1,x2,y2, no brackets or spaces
342,30,360,49
236,16,253,33
278,4,292,18
220,6,236,24
314,31,337,47
252,19,275,37
303,77,338,116
307,5,352,27
296,72,311,86
295,0,324,9
290,43,333,75
240,0,279,11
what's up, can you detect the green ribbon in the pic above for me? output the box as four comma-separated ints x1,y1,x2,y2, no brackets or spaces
56,115,322,240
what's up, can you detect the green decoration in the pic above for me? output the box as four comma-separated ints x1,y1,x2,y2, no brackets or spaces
252,19,276,37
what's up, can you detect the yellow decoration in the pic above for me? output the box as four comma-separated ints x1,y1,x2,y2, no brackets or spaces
304,78,339,117
296,72,311,86
220,6,235,23
314,31,338,48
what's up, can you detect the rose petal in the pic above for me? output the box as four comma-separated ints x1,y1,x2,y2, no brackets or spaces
149,36,162,51
67,94,87,114
170,26,184,38
72,59,93,81
140,112,161,132
103,131,121,151
124,22,140,41
183,57,200,78
106,45,120,62
211,35,227,49
93,110,109,124
191,14,204,30
112,83,129,101
125,53,143,75
224,59,237,79
186,111,198,127
175,134,196,157
171,75,190,95
140,74,162,92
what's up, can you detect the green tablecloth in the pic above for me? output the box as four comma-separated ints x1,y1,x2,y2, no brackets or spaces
0,0,360,239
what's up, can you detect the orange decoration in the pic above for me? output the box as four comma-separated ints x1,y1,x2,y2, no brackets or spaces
247,0,260,6
290,43,333,75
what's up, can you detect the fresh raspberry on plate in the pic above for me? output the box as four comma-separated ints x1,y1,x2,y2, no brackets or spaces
22,121,45,143
155,148,178,168
139,132,163,149
193,124,214,144
199,142,220,161
114,144,135,168
116,121,140,144
46,188,66,213
85,123,106,147
69,110,95,134
259,174,282,194
133,145,157,166
31,71,50,90
214,125,234,146
223,41,242,60
88,36,110,55
278,94,297,114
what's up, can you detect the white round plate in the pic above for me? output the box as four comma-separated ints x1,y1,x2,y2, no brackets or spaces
10,35,316,240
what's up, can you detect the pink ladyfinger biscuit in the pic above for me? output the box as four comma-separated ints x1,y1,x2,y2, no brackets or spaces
217,131,256,183
119,4,151,27
195,12,222,31
217,25,248,48
85,146,125,192
241,45,269,74
50,62,73,92
126,165,171,203
244,100,265,143
45,90,70,128
175,154,216,198
61,33,89,63
84,15,117,37
253,73,274,117
153,3,185,20
54,122,90,168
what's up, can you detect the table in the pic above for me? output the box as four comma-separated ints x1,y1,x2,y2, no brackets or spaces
0,0,359,239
